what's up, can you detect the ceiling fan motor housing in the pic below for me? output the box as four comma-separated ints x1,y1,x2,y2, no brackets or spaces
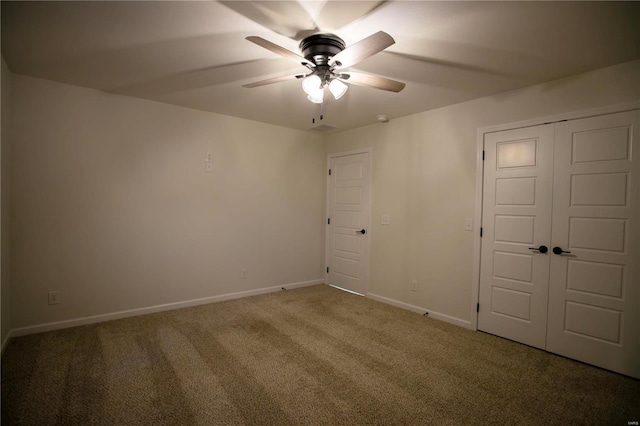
299,34,345,65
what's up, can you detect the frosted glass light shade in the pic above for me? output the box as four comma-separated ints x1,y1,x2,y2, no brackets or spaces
329,79,348,100
302,75,322,95
307,87,324,104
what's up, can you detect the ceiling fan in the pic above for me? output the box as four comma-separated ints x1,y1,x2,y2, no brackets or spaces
243,31,406,104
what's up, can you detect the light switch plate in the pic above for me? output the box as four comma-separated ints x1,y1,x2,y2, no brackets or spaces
205,153,213,172
465,218,473,231
381,215,390,225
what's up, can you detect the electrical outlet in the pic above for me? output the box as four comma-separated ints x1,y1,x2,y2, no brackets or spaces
48,291,60,305
241,268,248,279
410,280,418,292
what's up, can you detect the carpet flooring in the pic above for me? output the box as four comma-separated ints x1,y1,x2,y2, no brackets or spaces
2,284,639,425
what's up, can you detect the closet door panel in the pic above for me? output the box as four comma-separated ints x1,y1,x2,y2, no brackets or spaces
547,110,640,379
478,124,554,349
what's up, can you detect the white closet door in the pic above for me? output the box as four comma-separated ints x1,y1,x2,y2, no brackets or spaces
547,110,640,378
478,124,554,349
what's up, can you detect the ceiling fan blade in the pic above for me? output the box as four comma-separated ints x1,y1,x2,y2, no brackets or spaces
329,31,395,69
221,1,318,40
384,51,510,76
313,1,388,32
110,59,298,96
243,73,306,88
246,36,314,68
339,72,405,93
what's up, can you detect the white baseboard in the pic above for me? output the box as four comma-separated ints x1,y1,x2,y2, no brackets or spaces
367,292,472,330
1,329,13,354
7,279,324,339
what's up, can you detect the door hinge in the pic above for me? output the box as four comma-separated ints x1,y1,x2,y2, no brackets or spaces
326,267,329,273
328,169,332,175
480,227,483,237
328,218,331,225
482,150,485,161
477,303,480,313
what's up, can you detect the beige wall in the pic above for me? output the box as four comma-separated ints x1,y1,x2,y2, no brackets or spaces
1,58,12,345
326,59,640,324
5,59,640,334
10,74,326,329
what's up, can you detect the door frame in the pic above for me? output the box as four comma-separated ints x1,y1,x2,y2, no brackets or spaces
471,101,640,330
325,148,373,295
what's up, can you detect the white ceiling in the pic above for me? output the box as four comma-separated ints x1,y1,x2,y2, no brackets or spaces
2,1,640,133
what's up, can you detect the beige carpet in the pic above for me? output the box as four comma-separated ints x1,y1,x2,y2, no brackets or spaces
2,284,639,425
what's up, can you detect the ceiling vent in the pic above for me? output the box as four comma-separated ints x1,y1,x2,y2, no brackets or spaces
310,124,338,132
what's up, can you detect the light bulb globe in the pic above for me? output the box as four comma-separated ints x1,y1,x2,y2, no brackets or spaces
302,75,322,95
307,87,324,104
329,79,348,100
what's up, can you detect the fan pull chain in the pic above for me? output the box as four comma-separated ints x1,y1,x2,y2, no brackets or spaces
311,103,325,124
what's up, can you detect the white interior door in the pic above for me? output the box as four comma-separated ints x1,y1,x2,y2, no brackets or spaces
478,124,554,349
326,152,371,295
546,110,640,378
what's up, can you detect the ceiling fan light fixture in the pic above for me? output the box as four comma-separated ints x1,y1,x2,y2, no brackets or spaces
302,74,322,95
245,32,405,105
329,79,348,100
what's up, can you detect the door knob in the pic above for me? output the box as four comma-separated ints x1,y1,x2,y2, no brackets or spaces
356,229,366,235
528,245,548,254
552,246,571,255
